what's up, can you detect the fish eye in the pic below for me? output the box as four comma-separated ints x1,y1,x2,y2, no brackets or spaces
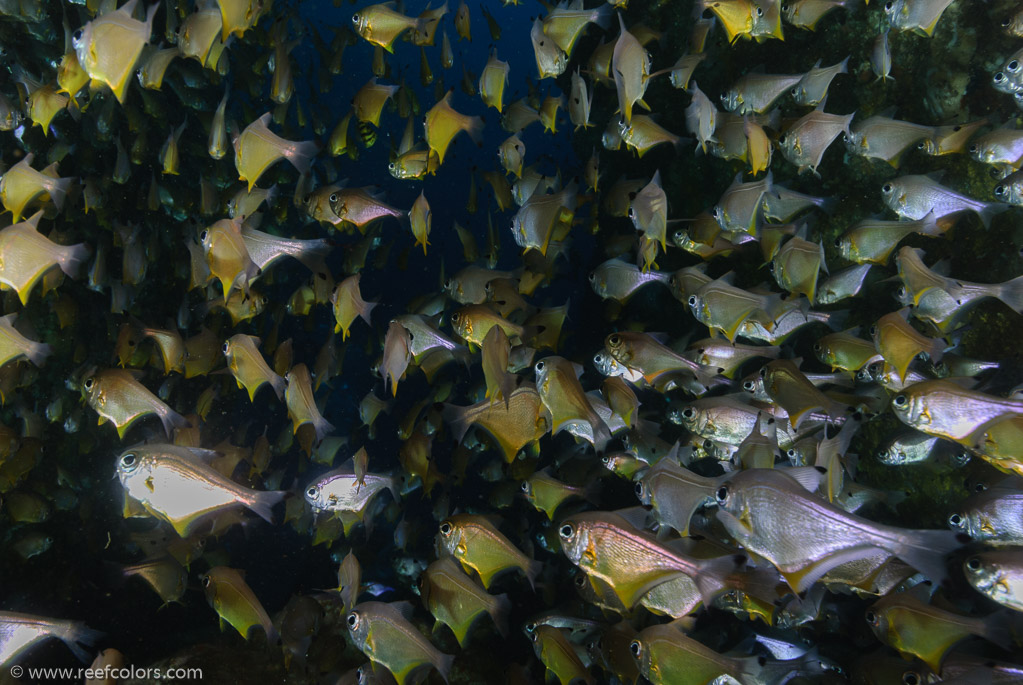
439,521,453,536
520,481,530,493
574,574,586,587
388,163,395,170
530,630,539,643
120,452,137,469
786,448,798,458
893,394,907,408
306,486,318,498
84,377,94,390
1010,60,1021,72
742,380,755,391
687,295,698,307
200,230,209,242
222,341,230,354
630,640,643,658
902,673,920,685
965,556,982,571
995,185,1007,197
833,236,841,247
716,485,728,503
882,183,892,193
778,134,786,145
525,621,538,633
634,482,644,497
948,513,963,527
347,611,360,629
865,610,877,625
588,272,596,282
969,143,979,153
329,193,339,203
351,13,359,22
759,366,767,379
535,361,545,373
812,342,822,352
883,0,892,9
755,6,763,15
869,324,878,337
608,334,621,347
781,3,788,10
681,407,695,420
995,72,1006,83
559,522,574,539
201,575,211,587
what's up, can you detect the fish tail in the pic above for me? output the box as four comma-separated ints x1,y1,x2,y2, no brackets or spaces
977,201,1009,228
996,274,1023,313
58,241,92,279
434,651,456,684
246,489,287,525
47,175,73,213
25,341,52,367
269,372,286,400
489,592,511,637
890,527,962,585
523,557,542,590
463,114,484,143
443,403,472,443
590,4,613,30
59,621,104,663
159,407,190,437
314,415,336,442
283,140,320,176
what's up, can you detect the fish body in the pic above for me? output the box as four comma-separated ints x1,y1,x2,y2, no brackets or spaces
792,57,848,106
202,217,259,296
589,257,668,301
234,113,318,191
445,386,548,462
285,363,334,441
352,4,422,51
531,18,568,79
85,368,188,438
223,334,284,401
885,0,956,36
421,557,509,646
116,443,283,537
73,0,159,103
437,514,540,588
633,623,760,685
722,71,803,114
479,51,510,112
882,174,1008,227
329,187,405,228
779,108,853,174
424,91,483,164
716,468,960,591
0,154,75,223
0,313,51,368
964,549,1023,612
0,612,100,667
845,116,935,166
202,566,280,643
304,467,396,516
535,355,611,452
347,601,454,685
891,379,1023,443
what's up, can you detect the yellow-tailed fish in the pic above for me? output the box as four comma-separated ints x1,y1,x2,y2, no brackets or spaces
382,321,411,397
772,230,825,301
346,601,454,685
352,78,398,127
117,557,188,606
871,308,945,382
329,187,406,229
589,257,668,302
687,274,792,342
845,114,936,167
0,314,51,368
420,557,510,646
351,3,423,52
285,363,334,441
223,334,285,401
0,212,89,305
605,330,718,390
881,174,1008,227
611,14,654,122
57,50,90,99
208,89,229,159
201,216,259,296
482,324,515,408
885,0,955,37
158,120,186,175
437,514,541,588
761,358,846,427
535,355,612,452
140,325,184,374
558,510,732,609
412,1,448,46
866,587,1009,671
454,0,470,40
202,566,280,643
620,115,682,158
72,0,159,103
543,2,611,57
890,379,1023,443
632,622,762,685
85,369,188,438
424,91,483,164
233,113,319,191
529,624,595,685
0,154,75,223
136,45,179,90
116,443,283,536
521,468,593,520
498,135,525,178
837,212,946,265
408,191,432,255
778,106,854,175
330,274,377,340
441,28,454,68
177,2,222,66
445,386,548,461
530,17,568,79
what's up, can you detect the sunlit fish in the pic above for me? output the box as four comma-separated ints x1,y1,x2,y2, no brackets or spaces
881,174,1008,227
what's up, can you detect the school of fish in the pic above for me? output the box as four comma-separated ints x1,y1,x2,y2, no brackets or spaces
2,0,1023,683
